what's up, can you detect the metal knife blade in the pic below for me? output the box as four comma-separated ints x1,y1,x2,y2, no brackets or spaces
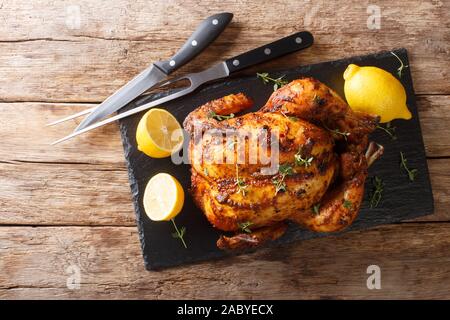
74,65,166,132
51,62,230,145
52,31,314,145
73,12,233,132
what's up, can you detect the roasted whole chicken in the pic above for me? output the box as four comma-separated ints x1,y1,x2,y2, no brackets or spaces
183,78,383,250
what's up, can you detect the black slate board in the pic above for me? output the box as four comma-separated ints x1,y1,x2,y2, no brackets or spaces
118,48,434,270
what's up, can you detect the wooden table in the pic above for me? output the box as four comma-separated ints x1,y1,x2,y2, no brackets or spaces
1,0,449,299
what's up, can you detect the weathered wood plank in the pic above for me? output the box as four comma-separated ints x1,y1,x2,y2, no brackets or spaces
0,162,134,226
0,97,449,166
1,223,450,299
413,158,450,222
1,0,448,300
418,95,450,158
0,96,448,226
0,158,448,226
0,102,124,164
0,0,448,101
0,0,448,43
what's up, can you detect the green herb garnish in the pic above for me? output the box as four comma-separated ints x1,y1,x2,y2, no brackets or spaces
391,51,409,78
343,199,353,209
323,123,350,140
208,111,235,121
203,167,209,176
278,163,294,175
377,122,397,140
272,178,286,194
272,164,294,195
312,203,321,215
369,176,384,208
237,221,253,233
400,151,418,182
294,148,314,167
280,110,298,122
257,72,288,91
171,218,187,248
235,164,248,196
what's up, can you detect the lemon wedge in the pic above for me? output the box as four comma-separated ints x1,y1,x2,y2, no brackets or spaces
343,64,412,123
136,108,183,158
143,173,185,221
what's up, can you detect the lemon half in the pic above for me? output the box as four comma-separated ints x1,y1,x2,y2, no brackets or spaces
136,108,183,158
143,173,185,221
343,64,412,123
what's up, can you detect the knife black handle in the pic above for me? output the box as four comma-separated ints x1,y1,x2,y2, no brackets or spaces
224,31,313,74
155,12,233,74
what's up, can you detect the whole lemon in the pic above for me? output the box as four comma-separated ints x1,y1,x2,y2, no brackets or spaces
343,64,412,123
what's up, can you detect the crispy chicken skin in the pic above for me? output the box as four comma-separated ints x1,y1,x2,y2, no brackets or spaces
183,78,383,250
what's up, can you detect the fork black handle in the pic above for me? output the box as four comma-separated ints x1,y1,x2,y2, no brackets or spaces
224,31,313,74
155,12,233,74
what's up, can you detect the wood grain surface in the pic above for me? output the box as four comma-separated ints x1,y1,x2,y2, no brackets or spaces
0,0,449,299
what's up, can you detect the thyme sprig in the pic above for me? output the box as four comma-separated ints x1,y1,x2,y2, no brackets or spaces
237,221,253,234
208,111,235,121
272,178,286,194
323,123,351,140
280,109,299,122
343,199,353,209
272,164,294,195
235,164,248,196
391,51,409,78
257,72,289,91
369,176,384,208
400,151,418,182
171,218,187,248
279,164,294,175
295,147,314,167
377,122,397,140
311,203,321,215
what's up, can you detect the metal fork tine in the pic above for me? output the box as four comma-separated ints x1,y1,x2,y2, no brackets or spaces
47,75,191,127
51,62,229,144
51,84,198,145
157,75,191,88
46,107,95,126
